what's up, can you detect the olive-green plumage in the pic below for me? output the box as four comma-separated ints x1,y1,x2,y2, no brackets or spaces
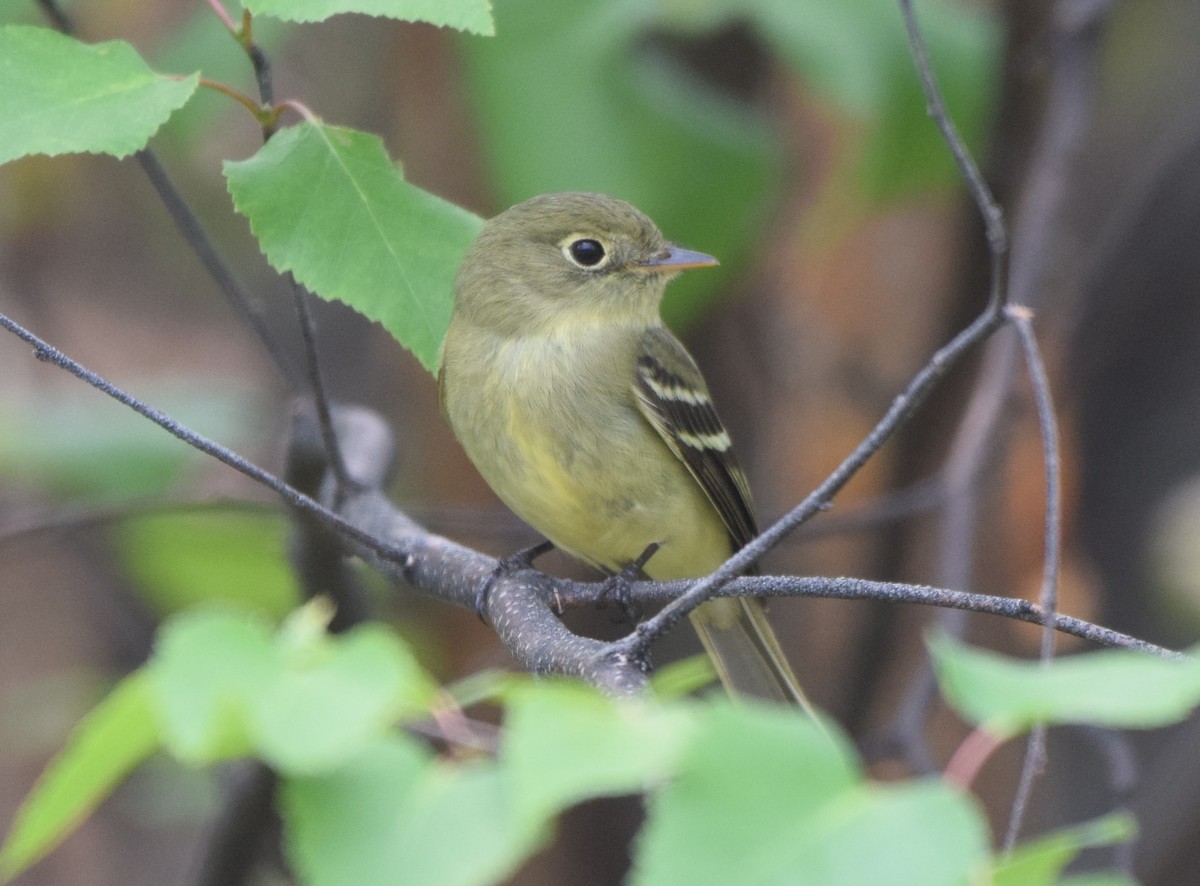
439,192,808,706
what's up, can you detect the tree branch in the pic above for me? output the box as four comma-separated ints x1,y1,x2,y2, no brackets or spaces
2,310,1183,710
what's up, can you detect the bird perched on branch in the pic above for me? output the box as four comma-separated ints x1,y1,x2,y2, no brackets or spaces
440,191,808,707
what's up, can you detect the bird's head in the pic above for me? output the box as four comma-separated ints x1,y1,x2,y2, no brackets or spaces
453,192,717,336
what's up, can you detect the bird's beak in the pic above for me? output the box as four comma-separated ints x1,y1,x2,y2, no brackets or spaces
638,244,719,273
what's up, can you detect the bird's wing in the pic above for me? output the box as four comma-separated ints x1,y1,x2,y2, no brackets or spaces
634,327,816,710
632,325,758,550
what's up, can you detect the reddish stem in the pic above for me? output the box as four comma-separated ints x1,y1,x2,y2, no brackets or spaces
944,725,1009,790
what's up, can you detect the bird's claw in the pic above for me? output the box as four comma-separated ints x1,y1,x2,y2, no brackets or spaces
598,542,660,624
475,540,555,622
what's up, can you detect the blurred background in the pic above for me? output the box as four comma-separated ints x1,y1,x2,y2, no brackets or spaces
3,0,1200,882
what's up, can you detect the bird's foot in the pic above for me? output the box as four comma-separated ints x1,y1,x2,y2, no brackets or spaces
475,540,556,622
598,542,660,624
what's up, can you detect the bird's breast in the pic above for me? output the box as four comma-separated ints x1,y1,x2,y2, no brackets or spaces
442,320,728,576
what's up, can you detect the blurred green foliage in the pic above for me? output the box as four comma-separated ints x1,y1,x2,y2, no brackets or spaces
461,0,1000,325
0,384,262,500
2,611,1151,885
114,510,300,619
4,5,1157,885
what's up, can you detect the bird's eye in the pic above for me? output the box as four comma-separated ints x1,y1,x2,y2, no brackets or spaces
567,238,606,268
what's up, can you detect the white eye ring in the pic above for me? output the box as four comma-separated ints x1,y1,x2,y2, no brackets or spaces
561,235,610,270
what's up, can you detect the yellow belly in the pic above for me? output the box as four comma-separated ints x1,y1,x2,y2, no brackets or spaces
442,323,732,580
495,421,732,578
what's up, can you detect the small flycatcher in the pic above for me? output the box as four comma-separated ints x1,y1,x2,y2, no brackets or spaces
439,192,806,705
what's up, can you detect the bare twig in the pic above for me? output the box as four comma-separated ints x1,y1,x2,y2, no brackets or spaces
989,8,1121,830
1004,308,1063,850
609,0,1020,662
897,0,1007,264
887,0,1111,776
212,3,351,495
623,296,1006,661
0,313,391,565
886,0,1014,775
287,279,353,492
2,311,1182,705
132,150,300,387
580,574,1179,658
34,0,72,33
0,496,275,546
191,764,278,886
38,0,301,389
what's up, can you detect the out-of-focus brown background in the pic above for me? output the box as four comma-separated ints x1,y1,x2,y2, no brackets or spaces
4,0,1200,882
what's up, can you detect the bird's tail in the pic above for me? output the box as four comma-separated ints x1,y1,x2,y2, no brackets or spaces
689,597,818,718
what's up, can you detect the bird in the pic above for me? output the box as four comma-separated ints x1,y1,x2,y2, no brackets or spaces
438,191,808,706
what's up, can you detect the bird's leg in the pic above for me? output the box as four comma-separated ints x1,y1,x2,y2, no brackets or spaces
599,542,660,623
475,540,556,621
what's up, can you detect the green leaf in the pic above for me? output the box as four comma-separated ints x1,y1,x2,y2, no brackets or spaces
148,605,437,769
245,0,494,33
787,781,986,886
149,608,277,762
634,703,988,886
0,26,198,164
502,682,695,830
930,633,1200,734
282,737,544,886
993,814,1136,886
281,736,431,885
225,122,483,373
114,511,300,618
0,674,160,880
253,618,436,773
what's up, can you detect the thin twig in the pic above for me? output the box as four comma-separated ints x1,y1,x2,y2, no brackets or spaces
239,10,276,137
886,0,1109,777
34,0,72,32
897,0,1007,263
0,496,275,546
192,764,278,886
1004,308,1063,850
222,8,350,494
570,573,1181,659
624,304,1006,660
625,0,1019,663
287,279,353,491
32,0,301,389
133,150,299,387
0,313,395,565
